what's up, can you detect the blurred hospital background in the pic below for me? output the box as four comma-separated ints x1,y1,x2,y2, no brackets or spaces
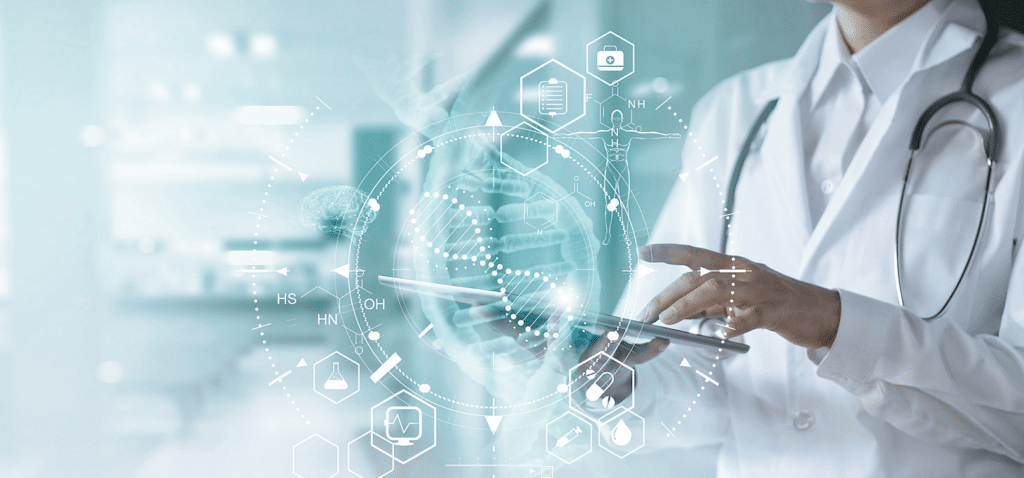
0,1,828,477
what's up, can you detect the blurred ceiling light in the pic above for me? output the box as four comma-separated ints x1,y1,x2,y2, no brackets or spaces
79,125,105,148
206,32,236,58
148,82,170,102
249,32,278,59
651,77,670,94
629,78,683,98
138,237,156,254
516,34,556,58
224,250,277,266
235,105,307,125
124,131,143,146
97,360,124,384
181,83,202,102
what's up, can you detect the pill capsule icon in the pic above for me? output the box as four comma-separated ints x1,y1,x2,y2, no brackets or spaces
586,372,614,402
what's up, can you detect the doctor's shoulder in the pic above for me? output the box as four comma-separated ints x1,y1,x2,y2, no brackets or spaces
683,58,788,163
689,59,787,130
985,26,1024,88
987,26,1024,86
981,26,1024,163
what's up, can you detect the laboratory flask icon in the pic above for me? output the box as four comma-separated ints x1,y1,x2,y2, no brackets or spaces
324,362,348,390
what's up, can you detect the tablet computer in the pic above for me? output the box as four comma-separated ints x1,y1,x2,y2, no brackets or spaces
379,275,749,354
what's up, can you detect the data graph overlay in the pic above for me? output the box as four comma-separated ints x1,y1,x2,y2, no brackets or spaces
341,111,651,431
398,172,597,368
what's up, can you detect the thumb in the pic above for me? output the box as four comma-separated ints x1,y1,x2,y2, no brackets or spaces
615,338,670,366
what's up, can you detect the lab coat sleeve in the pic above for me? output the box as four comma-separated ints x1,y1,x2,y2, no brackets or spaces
817,266,1024,462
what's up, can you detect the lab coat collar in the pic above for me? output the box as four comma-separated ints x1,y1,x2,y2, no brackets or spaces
751,13,835,252
770,0,985,105
913,0,986,73
759,12,831,104
808,13,848,110
852,0,952,105
798,0,989,277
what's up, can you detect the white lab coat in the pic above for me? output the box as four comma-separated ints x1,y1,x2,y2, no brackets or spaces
620,1,1024,476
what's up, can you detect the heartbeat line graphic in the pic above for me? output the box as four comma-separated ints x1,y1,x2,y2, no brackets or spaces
387,415,420,433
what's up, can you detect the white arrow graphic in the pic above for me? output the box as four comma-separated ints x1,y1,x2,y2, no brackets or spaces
238,267,289,276
699,267,750,277
485,415,503,434
331,264,350,278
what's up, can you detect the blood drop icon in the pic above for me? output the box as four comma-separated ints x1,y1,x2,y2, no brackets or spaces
610,418,632,446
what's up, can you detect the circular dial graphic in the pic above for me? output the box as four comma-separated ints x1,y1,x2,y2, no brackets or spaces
339,112,649,428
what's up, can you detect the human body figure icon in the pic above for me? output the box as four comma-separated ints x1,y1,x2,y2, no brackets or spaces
555,110,680,244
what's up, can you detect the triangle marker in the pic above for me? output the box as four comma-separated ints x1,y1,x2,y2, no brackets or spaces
298,172,309,182
297,358,308,367
637,263,654,278
678,172,689,182
699,267,710,277
680,358,691,368
485,108,503,127
276,267,289,276
332,264,350,278
484,415,503,434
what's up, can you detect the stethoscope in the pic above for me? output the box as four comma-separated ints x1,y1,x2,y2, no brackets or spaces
718,16,1001,324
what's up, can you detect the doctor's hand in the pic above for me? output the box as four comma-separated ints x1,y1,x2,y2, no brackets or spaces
573,323,669,406
638,244,841,349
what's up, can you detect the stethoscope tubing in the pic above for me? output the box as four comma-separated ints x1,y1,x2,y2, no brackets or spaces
720,18,1000,322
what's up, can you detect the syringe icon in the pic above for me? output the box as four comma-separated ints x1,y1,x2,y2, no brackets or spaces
555,426,583,448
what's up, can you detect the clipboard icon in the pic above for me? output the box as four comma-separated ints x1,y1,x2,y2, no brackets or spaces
538,78,568,117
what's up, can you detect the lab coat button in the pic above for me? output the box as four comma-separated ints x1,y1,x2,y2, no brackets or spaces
793,410,814,431
820,179,835,194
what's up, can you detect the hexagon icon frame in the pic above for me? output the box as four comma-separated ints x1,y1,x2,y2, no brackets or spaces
347,431,394,478
545,410,593,465
586,32,635,86
370,390,436,465
524,192,558,230
313,351,361,404
292,434,340,478
500,122,550,176
568,351,635,423
598,408,645,459
519,59,587,134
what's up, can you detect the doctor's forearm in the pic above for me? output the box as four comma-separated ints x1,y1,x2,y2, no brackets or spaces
817,290,1024,463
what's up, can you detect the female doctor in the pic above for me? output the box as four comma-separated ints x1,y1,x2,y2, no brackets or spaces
599,0,1024,475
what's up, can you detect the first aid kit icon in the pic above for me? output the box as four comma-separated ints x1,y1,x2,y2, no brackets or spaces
597,45,624,71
